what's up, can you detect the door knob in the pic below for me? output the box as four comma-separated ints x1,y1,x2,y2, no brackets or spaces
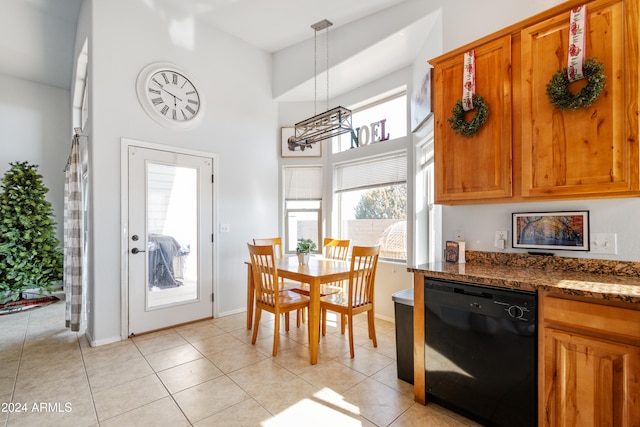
131,247,145,254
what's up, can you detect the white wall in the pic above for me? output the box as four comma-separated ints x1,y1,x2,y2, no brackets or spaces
442,199,640,262
0,74,70,243
84,0,277,344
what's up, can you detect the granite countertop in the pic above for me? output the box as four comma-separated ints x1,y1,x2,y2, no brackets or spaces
408,251,640,305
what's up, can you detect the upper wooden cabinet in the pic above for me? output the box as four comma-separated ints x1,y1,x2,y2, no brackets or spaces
433,36,513,203
430,0,639,205
520,0,639,199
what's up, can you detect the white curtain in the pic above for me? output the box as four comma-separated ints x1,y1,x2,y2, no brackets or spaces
64,133,83,331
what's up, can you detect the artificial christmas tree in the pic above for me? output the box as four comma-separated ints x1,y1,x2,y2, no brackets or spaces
0,161,63,301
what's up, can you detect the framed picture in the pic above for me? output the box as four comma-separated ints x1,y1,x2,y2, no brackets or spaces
512,211,590,251
445,241,459,262
411,70,432,132
280,127,322,158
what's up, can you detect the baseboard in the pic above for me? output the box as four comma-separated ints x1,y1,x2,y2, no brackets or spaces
85,332,122,347
217,307,247,317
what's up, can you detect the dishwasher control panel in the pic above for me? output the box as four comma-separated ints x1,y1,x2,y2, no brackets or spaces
493,300,533,321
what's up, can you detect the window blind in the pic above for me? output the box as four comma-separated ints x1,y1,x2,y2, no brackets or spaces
284,166,322,200
336,153,407,193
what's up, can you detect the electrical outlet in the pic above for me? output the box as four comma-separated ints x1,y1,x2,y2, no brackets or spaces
494,230,508,249
219,223,230,233
591,233,617,254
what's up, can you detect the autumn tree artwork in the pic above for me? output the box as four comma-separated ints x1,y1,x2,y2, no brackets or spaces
513,212,589,251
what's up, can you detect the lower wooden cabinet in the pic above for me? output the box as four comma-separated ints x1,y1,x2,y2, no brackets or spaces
540,294,640,426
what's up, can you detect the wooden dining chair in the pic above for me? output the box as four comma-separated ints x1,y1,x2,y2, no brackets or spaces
253,237,284,258
247,243,310,356
253,237,305,327
293,238,351,324
323,238,350,261
320,245,380,358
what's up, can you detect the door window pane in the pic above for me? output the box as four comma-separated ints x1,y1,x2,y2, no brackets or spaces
146,163,198,308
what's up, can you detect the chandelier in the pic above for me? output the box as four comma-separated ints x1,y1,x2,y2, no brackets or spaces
293,19,352,147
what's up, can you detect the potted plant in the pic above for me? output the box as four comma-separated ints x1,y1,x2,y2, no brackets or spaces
296,238,317,265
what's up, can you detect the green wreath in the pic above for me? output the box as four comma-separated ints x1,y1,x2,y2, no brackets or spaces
546,58,606,111
448,94,489,137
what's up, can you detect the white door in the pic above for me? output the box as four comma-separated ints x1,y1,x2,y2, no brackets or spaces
128,145,213,335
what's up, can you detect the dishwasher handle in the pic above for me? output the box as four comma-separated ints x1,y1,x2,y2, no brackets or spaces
454,287,493,299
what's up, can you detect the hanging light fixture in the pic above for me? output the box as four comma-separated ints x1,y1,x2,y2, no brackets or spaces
293,19,352,147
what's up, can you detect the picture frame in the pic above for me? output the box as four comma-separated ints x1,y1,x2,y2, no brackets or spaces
411,70,432,132
445,241,460,262
512,211,590,251
280,127,322,158
444,241,465,263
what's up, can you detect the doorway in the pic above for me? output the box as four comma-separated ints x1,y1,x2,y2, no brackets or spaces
125,143,214,335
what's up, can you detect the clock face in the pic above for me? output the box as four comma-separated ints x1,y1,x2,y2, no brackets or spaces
136,63,204,128
146,70,200,122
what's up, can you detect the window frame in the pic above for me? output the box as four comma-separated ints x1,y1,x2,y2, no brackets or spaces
333,91,408,154
334,151,408,262
282,166,323,255
284,205,322,254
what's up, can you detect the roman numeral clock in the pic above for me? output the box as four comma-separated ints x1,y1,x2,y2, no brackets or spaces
136,62,204,128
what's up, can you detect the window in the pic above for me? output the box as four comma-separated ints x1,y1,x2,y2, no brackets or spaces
335,153,407,261
284,167,322,254
333,92,407,153
416,136,438,264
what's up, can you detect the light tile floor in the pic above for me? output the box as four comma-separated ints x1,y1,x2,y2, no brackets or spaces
1,296,480,426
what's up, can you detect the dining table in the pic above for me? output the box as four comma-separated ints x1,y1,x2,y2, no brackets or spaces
245,255,352,365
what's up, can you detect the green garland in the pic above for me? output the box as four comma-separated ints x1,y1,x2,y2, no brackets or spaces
448,94,489,137
546,58,606,111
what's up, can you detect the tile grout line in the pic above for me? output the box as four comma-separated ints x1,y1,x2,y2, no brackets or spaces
132,335,196,426
77,333,102,426
4,311,31,427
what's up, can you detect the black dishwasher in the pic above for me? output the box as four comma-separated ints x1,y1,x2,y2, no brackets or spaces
424,278,537,427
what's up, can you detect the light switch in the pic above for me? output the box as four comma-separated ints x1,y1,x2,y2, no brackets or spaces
591,233,617,254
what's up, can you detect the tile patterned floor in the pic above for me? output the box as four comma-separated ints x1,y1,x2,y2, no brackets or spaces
0,297,480,426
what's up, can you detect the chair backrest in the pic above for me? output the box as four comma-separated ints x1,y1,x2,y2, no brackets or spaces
247,243,279,308
347,246,380,308
323,238,350,261
253,237,283,259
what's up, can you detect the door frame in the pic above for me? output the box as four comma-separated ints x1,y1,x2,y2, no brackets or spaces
120,137,218,340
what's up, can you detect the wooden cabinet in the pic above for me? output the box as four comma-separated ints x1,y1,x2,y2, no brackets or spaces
520,0,639,199
540,294,640,426
430,0,639,204
433,36,513,203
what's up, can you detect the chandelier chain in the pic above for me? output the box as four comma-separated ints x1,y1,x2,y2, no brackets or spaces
326,26,329,113
314,27,317,116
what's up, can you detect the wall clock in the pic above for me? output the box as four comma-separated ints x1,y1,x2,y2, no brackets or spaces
136,62,204,128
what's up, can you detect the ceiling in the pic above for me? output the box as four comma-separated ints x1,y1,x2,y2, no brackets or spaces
154,0,407,53
4,0,431,98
